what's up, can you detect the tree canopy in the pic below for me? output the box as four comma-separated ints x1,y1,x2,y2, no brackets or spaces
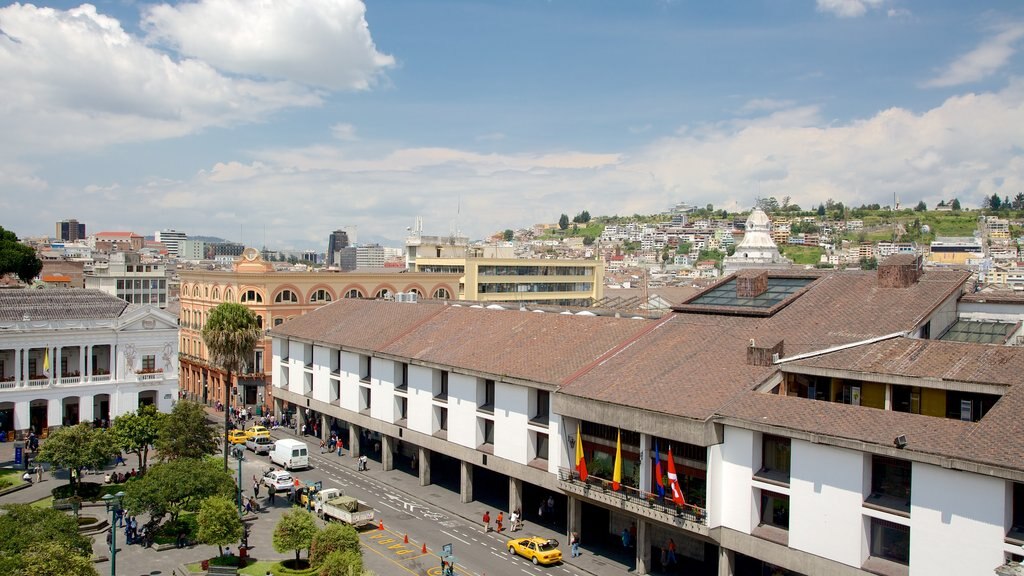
123,457,235,522
196,496,243,556
0,504,94,575
112,404,163,472
558,214,569,230
0,226,42,284
310,523,360,568
273,509,319,563
155,400,219,461
35,424,118,495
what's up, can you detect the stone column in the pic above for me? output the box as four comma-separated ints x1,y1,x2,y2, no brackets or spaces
321,413,329,440
46,400,61,433
348,423,361,458
460,460,474,504
79,395,94,423
567,496,582,540
639,433,651,497
274,397,283,421
509,478,523,515
418,447,431,486
381,435,394,471
80,345,87,380
718,547,735,576
296,404,305,434
635,519,651,575
13,348,21,383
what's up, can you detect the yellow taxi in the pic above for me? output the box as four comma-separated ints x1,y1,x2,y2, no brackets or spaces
227,429,248,445
245,425,270,440
508,537,561,566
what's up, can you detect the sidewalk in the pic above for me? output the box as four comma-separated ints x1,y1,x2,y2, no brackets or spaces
266,419,636,576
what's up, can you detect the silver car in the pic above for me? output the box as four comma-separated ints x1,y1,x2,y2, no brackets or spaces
246,435,273,455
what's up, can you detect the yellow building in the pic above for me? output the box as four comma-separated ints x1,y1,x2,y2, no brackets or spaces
179,247,460,412
414,256,603,307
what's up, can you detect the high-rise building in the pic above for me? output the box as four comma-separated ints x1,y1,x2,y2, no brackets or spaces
154,229,187,258
339,244,385,271
56,219,86,242
327,230,350,267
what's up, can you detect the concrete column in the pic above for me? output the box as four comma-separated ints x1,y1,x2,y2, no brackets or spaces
381,435,395,471
418,447,431,486
320,413,329,440
54,347,61,381
460,460,474,504
14,348,21,383
273,398,283,421
884,384,892,410
635,519,651,575
718,547,735,576
47,400,61,431
296,405,305,433
639,433,651,496
79,395,94,423
14,400,30,432
80,345,86,380
567,496,582,540
348,423,361,458
509,478,523,515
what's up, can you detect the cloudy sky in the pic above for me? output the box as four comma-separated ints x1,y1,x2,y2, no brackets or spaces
1,0,1023,249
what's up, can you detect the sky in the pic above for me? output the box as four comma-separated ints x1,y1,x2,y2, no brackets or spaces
1,0,1023,250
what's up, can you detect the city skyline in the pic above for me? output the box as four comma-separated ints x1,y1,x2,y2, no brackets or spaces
1,0,1023,250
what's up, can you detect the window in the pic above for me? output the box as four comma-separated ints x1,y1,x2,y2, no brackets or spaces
408,288,422,297
892,385,921,414
868,456,912,514
310,289,332,303
434,370,448,400
141,355,156,372
395,362,408,391
535,432,549,461
536,390,549,418
253,350,263,374
433,287,451,299
344,289,363,299
274,289,298,303
359,355,371,382
212,288,219,300
435,406,448,433
869,518,910,565
759,435,791,482
225,289,233,302
117,279,124,290
375,288,392,299
360,386,371,413
759,491,790,530
478,379,495,412
241,289,263,303
274,318,284,326
1011,483,1024,538
479,418,494,447
397,397,408,421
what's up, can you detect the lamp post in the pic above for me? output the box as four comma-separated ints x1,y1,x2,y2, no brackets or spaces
102,491,125,576
233,446,243,516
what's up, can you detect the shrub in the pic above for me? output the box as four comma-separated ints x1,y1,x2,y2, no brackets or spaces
317,549,362,576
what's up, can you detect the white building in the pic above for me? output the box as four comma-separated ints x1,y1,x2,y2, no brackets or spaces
85,251,168,308
179,239,207,262
266,255,1024,576
154,229,187,258
723,208,793,274
0,289,178,436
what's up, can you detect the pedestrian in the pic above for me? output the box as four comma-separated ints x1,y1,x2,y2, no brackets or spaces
666,537,677,565
482,511,491,533
320,439,326,454
35,464,43,483
571,531,580,557
21,471,31,483
337,442,343,457
496,511,504,533
253,480,260,498
358,455,368,471
301,423,306,436
621,527,630,548
115,453,125,466
510,509,519,532
268,484,276,504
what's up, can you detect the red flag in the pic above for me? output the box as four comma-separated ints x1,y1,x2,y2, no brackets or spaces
575,425,588,482
667,447,685,506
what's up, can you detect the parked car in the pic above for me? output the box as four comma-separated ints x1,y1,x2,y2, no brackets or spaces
246,435,273,455
508,537,561,566
226,429,248,445
262,469,293,492
245,425,270,440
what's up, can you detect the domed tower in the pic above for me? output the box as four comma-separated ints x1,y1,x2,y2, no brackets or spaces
723,208,793,274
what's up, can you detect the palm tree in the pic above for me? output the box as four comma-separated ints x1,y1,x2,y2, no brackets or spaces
202,302,262,470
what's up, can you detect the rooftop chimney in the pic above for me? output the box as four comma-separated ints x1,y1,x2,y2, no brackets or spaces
736,271,769,299
878,254,923,288
747,339,783,367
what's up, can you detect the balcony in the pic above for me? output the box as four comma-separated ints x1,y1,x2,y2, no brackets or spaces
557,467,709,536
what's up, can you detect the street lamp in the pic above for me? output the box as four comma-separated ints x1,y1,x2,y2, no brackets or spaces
102,491,125,576
232,445,244,515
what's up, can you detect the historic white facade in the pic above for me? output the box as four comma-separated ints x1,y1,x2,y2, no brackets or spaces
0,290,178,437
723,208,793,274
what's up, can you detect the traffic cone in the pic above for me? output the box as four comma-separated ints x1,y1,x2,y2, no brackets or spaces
378,520,384,531
422,542,427,553
404,534,409,543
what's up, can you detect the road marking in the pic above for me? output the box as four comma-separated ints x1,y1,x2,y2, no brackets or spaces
440,530,472,547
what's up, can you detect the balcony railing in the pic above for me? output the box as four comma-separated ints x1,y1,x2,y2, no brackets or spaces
137,372,164,382
59,376,82,385
557,467,708,529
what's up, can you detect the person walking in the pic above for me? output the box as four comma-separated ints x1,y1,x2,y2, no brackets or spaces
268,484,276,504
482,511,491,533
571,532,580,557
666,537,677,565
253,480,260,499
496,511,504,533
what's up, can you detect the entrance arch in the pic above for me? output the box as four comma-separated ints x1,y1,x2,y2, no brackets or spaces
62,396,80,426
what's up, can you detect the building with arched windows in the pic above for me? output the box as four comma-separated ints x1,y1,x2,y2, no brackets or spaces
177,247,460,414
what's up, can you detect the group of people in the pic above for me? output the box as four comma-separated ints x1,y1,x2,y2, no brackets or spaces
109,512,152,548
104,468,138,484
319,434,346,456
482,508,525,533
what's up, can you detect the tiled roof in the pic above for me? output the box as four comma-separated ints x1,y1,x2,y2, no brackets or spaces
960,290,1024,303
784,337,1024,386
268,299,450,352
0,289,129,321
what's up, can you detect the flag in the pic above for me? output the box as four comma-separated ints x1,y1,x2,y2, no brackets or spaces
612,429,622,491
667,447,685,506
42,349,50,377
654,440,665,499
574,424,588,482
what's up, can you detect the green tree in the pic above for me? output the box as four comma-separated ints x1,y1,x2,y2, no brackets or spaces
317,549,364,576
860,257,879,270
16,541,99,576
502,229,514,242
579,210,591,223
951,198,961,211
817,203,826,217
35,424,117,495
112,404,163,472
196,496,244,557
202,303,262,470
155,400,219,461
0,504,92,560
310,523,361,567
582,236,595,246
990,193,1002,211
677,242,692,255
558,214,569,230
914,201,927,212
0,226,43,284
274,509,319,564
123,458,235,522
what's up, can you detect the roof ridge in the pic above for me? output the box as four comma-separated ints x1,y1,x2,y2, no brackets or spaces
559,313,675,386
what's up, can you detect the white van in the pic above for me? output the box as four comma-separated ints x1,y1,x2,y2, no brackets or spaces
270,439,309,470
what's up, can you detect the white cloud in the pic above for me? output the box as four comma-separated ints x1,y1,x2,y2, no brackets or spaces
331,123,359,141
924,23,1024,88
142,0,394,91
738,98,797,114
887,8,911,19
815,0,885,18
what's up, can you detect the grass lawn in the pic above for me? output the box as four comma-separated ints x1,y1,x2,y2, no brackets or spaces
187,559,318,576
779,245,823,265
30,496,53,509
